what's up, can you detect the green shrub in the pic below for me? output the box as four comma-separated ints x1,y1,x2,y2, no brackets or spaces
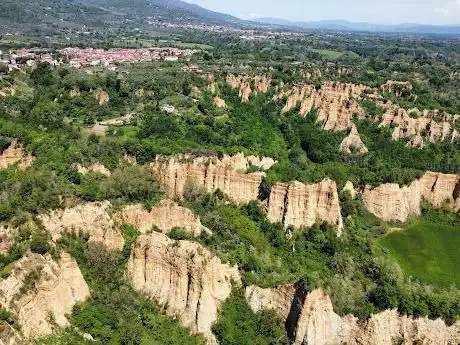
0,307,11,322
30,232,50,255
213,289,288,345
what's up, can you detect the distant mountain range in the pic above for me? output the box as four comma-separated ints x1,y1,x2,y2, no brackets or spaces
0,0,459,38
252,18,460,35
0,0,241,37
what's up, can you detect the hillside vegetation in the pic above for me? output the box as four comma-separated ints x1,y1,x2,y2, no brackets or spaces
0,18,459,345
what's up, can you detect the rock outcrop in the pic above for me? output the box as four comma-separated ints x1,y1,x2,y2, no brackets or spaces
362,172,460,222
191,86,202,99
381,80,413,97
151,153,269,204
0,226,16,255
362,183,421,222
75,162,111,177
377,102,458,147
0,252,90,342
339,124,369,155
69,88,81,98
0,139,34,170
276,82,367,131
418,172,460,211
213,96,226,108
0,85,16,97
40,201,124,251
245,285,295,319
93,89,110,105
343,181,357,199
246,287,460,345
226,74,271,102
117,200,205,236
128,232,241,344
267,179,343,234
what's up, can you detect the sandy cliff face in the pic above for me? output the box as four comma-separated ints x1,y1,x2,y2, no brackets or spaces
362,172,460,222
226,74,271,102
75,162,111,176
40,201,124,251
117,200,205,236
128,232,241,344
151,154,268,204
362,183,422,222
0,139,34,170
246,287,460,345
0,85,17,97
0,252,90,342
245,285,296,319
381,80,413,97
267,179,343,234
277,82,367,131
212,96,226,108
0,226,16,255
191,86,202,99
343,181,357,199
93,89,110,105
418,172,460,211
339,124,369,155
377,102,458,147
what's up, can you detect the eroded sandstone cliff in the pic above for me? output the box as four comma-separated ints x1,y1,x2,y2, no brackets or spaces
93,88,110,105
40,201,124,251
267,179,344,234
75,162,111,176
117,200,205,236
212,96,226,108
245,285,295,319
276,82,367,131
339,124,369,155
377,101,459,147
246,286,460,345
226,74,271,102
362,172,460,222
151,153,269,204
381,80,413,97
128,232,241,344
0,85,17,97
0,252,90,343
0,139,34,170
0,226,16,255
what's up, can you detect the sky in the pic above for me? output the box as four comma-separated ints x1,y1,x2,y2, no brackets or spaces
185,0,460,25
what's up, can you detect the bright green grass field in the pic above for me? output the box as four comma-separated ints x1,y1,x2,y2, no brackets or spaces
378,221,460,287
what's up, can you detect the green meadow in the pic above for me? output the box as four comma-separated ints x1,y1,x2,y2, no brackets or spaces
378,221,460,287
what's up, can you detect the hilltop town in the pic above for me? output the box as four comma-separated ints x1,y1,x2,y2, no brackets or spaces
0,46,195,72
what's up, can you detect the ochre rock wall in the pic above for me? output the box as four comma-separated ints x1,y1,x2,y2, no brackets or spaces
339,124,369,155
277,82,367,131
226,74,271,102
151,154,267,204
245,285,296,319
128,232,241,344
377,102,458,147
0,139,34,170
267,179,344,234
246,286,460,345
117,200,205,236
40,201,124,251
362,172,460,222
0,252,90,342
75,162,111,177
